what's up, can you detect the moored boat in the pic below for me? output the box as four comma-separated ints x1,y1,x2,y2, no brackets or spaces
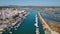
34,14,40,34
0,8,29,34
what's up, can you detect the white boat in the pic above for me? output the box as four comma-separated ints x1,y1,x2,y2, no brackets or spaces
34,14,39,27
36,28,40,34
34,14,40,34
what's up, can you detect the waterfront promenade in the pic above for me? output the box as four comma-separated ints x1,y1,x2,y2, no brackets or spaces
38,12,59,34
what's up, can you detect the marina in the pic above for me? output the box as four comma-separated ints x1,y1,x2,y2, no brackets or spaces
0,8,29,34
0,0,60,34
0,7,60,34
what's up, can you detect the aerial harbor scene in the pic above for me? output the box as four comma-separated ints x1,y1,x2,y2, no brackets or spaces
0,0,60,34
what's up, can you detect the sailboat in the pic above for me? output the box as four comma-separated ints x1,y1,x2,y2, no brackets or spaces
34,14,40,34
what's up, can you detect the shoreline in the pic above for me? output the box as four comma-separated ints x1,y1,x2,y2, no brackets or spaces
38,12,59,34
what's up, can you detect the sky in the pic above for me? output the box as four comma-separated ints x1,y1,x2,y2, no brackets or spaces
0,0,60,6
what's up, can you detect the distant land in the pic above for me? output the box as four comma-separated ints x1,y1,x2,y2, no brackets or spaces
0,5,60,8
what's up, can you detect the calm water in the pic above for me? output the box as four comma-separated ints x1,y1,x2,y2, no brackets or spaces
2,9,60,34
2,9,44,34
